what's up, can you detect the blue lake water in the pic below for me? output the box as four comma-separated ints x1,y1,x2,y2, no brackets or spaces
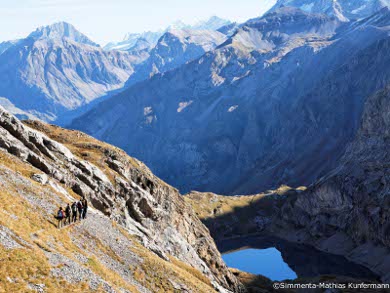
223,247,298,281
219,237,379,281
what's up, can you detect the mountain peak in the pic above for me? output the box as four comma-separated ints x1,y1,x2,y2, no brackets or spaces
192,16,232,30
28,21,99,47
166,20,189,30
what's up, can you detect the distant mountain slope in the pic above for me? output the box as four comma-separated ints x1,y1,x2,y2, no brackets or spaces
104,30,163,52
270,0,390,20
192,16,232,30
70,7,350,194
28,21,100,47
126,29,227,86
0,22,136,121
104,16,231,52
73,7,390,195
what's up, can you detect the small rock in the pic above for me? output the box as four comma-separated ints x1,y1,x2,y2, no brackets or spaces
6,276,15,283
31,174,48,185
28,283,45,293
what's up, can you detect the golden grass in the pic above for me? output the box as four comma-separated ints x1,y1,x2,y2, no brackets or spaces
129,239,216,293
185,185,304,222
0,122,221,292
0,149,36,178
229,268,275,292
23,120,173,188
184,191,267,221
169,256,212,287
0,184,91,292
0,159,216,293
0,164,138,293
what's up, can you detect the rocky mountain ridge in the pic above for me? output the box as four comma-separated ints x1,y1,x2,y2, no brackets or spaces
104,16,231,52
0,106,243,292
126,28,227,86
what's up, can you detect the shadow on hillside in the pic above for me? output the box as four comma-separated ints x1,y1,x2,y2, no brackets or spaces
198,195,380,286
201,193,290,242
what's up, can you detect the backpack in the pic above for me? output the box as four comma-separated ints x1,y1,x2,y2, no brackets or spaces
57,210,64,219
72,203,77,213
77,201,83,209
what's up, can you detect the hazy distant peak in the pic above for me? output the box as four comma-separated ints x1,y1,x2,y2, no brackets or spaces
192,16,232,30
269,0,390,20
28,21,99,47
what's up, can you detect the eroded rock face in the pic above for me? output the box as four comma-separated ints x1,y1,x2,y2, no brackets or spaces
270,86,390,283
0,106,243,292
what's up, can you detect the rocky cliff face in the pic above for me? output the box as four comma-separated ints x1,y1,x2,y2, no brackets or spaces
185,85,389,283
270,85,390,283
0,106,243,292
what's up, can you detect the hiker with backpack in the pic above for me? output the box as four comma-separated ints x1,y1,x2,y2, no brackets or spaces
81,197,88,219
56,207,64,228
77,200,84,221
71,202,78,223
64,203,71,225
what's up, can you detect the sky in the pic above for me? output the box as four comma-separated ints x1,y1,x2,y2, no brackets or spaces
0,0,276,45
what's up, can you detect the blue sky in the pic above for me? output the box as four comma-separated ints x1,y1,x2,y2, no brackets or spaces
0,0,276,45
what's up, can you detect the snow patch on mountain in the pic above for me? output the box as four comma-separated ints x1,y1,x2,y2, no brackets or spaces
28,22,99,47
104,16,231,52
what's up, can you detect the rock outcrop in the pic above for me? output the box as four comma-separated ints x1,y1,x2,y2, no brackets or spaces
270,85,390,283
0,106,243,292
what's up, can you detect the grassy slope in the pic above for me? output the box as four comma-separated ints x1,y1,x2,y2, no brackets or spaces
0,135,215,292
185,186,306,239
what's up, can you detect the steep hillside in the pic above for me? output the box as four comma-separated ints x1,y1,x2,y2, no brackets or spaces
0,106,243,292
187,85,390,283
72,7,390,195
0,22,137,122
185,186,305,241
270,84,390,283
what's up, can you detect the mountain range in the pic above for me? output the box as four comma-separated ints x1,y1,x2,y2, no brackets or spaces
72,5,390,195
0,18,232,122
103,16,231,52
0,1,389,196
0,22,136,121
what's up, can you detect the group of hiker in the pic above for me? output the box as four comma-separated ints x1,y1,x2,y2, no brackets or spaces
56,197,88,228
